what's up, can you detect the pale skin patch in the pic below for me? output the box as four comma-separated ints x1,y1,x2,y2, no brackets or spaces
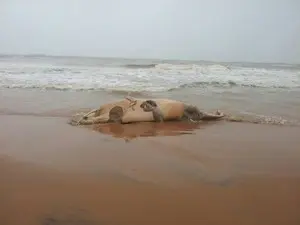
73,96,138,125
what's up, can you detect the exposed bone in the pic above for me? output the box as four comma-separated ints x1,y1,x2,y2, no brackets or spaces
75,108,98,125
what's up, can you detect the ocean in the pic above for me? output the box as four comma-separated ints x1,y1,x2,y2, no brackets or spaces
1,55,300,126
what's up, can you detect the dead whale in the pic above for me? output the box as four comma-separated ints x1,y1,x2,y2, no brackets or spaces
71,97,225,125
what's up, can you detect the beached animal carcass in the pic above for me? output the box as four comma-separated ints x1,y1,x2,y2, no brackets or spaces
71,97,225,125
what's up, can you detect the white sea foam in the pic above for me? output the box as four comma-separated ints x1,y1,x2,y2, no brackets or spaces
0,60,299,92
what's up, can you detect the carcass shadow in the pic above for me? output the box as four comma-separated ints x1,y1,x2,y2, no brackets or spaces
90,121,217,141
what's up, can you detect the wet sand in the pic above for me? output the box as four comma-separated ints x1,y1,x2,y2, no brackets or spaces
1,115,300,225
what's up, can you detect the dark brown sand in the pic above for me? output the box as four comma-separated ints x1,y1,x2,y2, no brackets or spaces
1,115,300,225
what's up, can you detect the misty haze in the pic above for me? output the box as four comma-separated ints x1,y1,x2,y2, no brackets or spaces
1,1,300,225
1,0,299,63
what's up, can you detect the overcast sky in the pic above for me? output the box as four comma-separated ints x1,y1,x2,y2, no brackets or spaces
0,0,299,63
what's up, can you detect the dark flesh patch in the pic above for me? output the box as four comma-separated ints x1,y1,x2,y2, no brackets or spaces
140,100,164,122
182,105,204,121
140,100,158,112
108,106,124,123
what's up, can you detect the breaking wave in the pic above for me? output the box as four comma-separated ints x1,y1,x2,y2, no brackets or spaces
167,81,298,91
0,60,299,92
123,64,157,69
0,84,150,97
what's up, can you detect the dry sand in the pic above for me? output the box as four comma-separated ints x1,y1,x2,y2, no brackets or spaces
1,115,300,225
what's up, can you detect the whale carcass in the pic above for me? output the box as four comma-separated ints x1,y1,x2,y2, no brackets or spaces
71,97,225,125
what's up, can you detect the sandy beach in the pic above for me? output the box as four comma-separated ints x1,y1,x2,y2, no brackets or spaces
1,114,300,225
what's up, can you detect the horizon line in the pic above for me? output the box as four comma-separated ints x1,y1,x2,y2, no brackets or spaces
0,52,298,66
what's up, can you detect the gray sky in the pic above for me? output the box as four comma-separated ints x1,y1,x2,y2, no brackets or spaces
1,0,299,63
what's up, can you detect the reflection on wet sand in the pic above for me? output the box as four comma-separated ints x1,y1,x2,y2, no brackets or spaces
91,121,206,141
